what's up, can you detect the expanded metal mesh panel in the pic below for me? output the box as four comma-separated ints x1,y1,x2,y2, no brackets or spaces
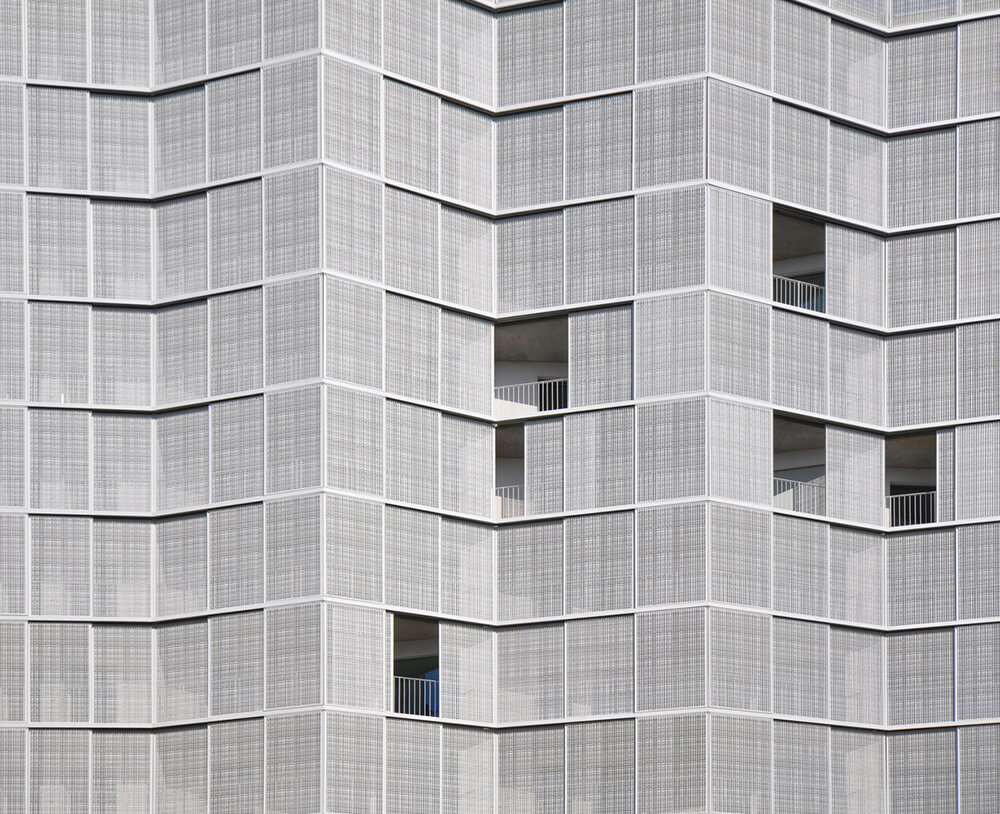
264,167,321,275
957,624,1000,718
960,17,1000,116
832,729,884,814
385,294,438,402
208,504,263,609
442,727,492,814
960,724,1000,814
441,416,492,518
327,386,382,495
708,399,770,504
30,409,89,510
710,502,770,607
27,195,87,296
262,0,316,57
384,187,439,299
566,616,633,716
773,309,827,413
30,729,88,814
0,406,22,504
30,623,89,722
93,414,151,512
265,387,322,492
154,90,205,192
441,208,492,312
564,512,632,613
264,278,320,386
157,621,208,721
565,95,631,200
440,0,493,104
387,718,440,814
29,301,88,403
440,622,493,722
156,409,209,510
564,199,632,304
938,428,955,522
888,630,954,724
636,609,705,710
207,72,259,181
154,0,205,83
93,308,151,406
830,125,884,225
265,713,322,814
498,727,564,814
956,422,1000,519
209,611,263,715
635,293,703,398
711,715,772,814
958,220,1000,318
325,171,380,284
441,518,491,619
637,0,704,80
30,515,89,616
888,530,955,625
384,0,436,84
496,212,563,312
0,85,21,187
889,131,956,227
210,719,262,814
209,397,263,502
327,712,382,814
887,331,955,426
384,80,438,192
27,0,85,80
266,604,321,708
774,0,827,106
0,191,22,291
565,0,631,93
329,603,382,710
93,520,149,617
385,505,439,612
0,622,22,721
888,31,956,127
209,289,261,395
827,426,884,525
830,0,887,21
497,110,563,209
323,57,380,175
634,82,704,188
262,57,318,168
326,493,382,602
265,494,321,600
0,516,25,614
93,626,151,724
772,104,827,210
774,515,828,617
497,624,564,721
707,80,768,193
830,22,884,124
440,310,490,414
497,5,562,105
710,0,769,87
90,95,148,194
92,202,150,300
155,728,207,814
893,0,956,21
775,721,829,814
710,609,770,711
958,523,1000,619
27,87,87,189
93,730,150,814
887,230,955,327
566,720,634,814
569,306,632,406
441,103,493,209
708,187,770,298
156,197,208,300
156,513,208,616
385,400,438,507
498,521,562,620
637,399,706,502
774,618,828,718
889,730,957,814
564,408,634,510
636,503,705,606
0,2,20,77
637,715,706,812
636,187,704,292
830,326,884,425
960,119,1000,218
208,0,260,72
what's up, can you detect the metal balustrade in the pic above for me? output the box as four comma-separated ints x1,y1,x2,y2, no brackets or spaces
773,275,826,313
773,477,826,515
394,676,440,717
495,485,524,518
493,378,568,413
886,491,936,526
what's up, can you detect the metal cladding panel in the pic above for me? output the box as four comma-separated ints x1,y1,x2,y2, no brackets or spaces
564,408,634,510
960,17,1000,115
710,609,771,712
266,604,321,709
155,409,209,511
93,520,150,617
90,95,149,194
385,505,439,612
385,187,439,299
497,110,563,210
262,58,318,169
93,626,152,724
564,512,632,613
441,208,492,312
565,0,631,93
960,724,1000,814
498,727,564,814
708,187,770,298
0,1,20,76
0,192,23,291
265,712,322,814
634,81,705,188
893,0,957,21
889,131,956,227
775,721,830,814
774,515,829,617
27,195,87,296
93,414,151,512
385,400,438,507
830,22,884,125
209,719,263,814
497,5,562,105
710,502,770,608
636,187,705,292
637,399,706,502
440,622,493,722
958,220,1000,318
565,95,632,200
708,399,771,505
325,170,380,283
154,0,205,83
385,294,438,401
155,195,207,298
30,623,89,722
565,199,633,303
441,518,492,619
566,616,633,716
261,0,317,57
441,103,493,209
384,0,436,85
264,167,321,276
155,728,207,814
326,493,381,602
93,730,151,814
569,306,632,406
774,619,829,718
30,516,89,616
496,624,564,722
938,428,955,522
772,104,827,210
566,720,634,814
637,0,704,80
265,494,321,600
30,729,89,814
711,715,772,814
440,0,493,104
826,225,883,325
956,422,1000,519
209,612,263,715
0,731,23,811
30,409,89,511
264,276,321,384
0,408,22,508
958,523,1000,619
772,309,827,414
440,310,491,414
636,293,704,398
888,30,957,126
832,729,885,814
0,84,21,187
637,715,707,812
207,72,260,181
153,89,206,192
830,0,887,22
323,57,380,175
888,630,954,725
887,230,956,327
0,516,23,615
960,119,1000,218
957,624,1000,718
265,386,322,492
327,712,383,814
0,622,23,721
93,308,151,406
29,301,88,402
887,331,955,426
442,727,493,814
208,504,263,609
636,609,705,710
208,0,260,72
156,514,207,615
384,80,438,193
386,719,440,814
888,731,957,814
826,426,884,526
636,503,705,606
830,327,884,425
329,603,383,710
27,0,85,80
209,288,262,395
707,80,769,193
156,620,208,721
496,212,563,312
830,125,884,226
710,0,770,87
888,530,955,625
498,521,562,620
774,0,828,107
209,397,263,502
441,416,492,517
27,87,87,189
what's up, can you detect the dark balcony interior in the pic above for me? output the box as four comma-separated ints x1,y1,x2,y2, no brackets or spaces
773,416,826,514
495,423,525,518
494,317,568,414
393,616,439,717
886,433,936,526
773,211,826,312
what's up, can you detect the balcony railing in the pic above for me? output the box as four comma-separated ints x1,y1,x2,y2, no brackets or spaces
886,491,936,527
394,675,439,717
773,477,826,515
493,378,568,415
773,275,826,313
495,485,524,518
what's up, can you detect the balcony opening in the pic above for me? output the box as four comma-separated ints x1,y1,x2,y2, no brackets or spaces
773,415,826,515
392,615,439,717
885,433,936,526
494,423,525,519
773,211,826,313
494,316,568,417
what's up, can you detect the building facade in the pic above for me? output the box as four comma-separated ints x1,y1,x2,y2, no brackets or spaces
0,0,998,811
